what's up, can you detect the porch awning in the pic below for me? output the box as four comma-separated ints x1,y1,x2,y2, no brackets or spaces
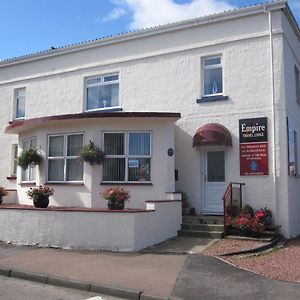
193,123,232,147
5,111,181,134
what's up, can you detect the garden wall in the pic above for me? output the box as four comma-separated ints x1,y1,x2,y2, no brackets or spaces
0,200,181,251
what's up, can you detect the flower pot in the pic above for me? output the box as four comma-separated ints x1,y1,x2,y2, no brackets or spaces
265,216,272,227
107,201,125,210
33,195,49,208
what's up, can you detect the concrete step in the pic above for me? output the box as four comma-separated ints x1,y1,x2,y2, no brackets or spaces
182,215,224,225
181,223,224,232
178,229,224,239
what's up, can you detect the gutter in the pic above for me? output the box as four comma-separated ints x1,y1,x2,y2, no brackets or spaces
264,7,278,224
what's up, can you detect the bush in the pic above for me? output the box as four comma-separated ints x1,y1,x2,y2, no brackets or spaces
242,204,254,217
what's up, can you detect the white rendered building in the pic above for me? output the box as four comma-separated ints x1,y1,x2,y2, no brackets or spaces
1,0,300,239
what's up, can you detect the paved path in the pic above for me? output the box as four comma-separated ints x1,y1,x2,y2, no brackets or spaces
171,255,300,300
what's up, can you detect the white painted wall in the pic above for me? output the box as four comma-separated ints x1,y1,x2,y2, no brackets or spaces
0,201,181,251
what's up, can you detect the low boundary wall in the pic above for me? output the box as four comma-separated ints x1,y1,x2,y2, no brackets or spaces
0,200,181,251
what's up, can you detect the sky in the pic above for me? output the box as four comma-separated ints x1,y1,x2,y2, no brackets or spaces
0,0,300,61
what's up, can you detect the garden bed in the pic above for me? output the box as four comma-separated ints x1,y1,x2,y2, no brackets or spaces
202,236,300,283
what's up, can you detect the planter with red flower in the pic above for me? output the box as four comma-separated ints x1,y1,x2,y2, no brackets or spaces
100,187,130,210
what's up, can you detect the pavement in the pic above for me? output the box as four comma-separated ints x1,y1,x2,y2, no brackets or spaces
0,238,300,300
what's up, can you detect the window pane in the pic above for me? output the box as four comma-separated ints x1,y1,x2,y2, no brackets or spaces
87,86,100,110
129,133,150,155
67,134,83,156
103,158,125,181
99,83,119,108
16,96,25,118
49,136,64,157
29,164,36,181
86,83,119,109
104,133,124,155
87,78,101,85
13,145,18,175
48,159,64,181
204,57,221,66
128,158,151,181
66,159,83,181
104,75,118,82
204,68,222,95
207,151,225,182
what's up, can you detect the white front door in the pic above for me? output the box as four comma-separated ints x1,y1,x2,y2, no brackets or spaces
203,151,225,215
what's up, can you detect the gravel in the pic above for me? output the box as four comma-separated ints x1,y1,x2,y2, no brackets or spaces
202,236,300,283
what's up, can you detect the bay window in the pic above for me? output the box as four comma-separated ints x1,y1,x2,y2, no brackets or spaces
86,74,119,111
48,133,83,182
102,132,151,182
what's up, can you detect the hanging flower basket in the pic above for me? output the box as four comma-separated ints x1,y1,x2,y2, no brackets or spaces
18,148,43,170
79,141,104,165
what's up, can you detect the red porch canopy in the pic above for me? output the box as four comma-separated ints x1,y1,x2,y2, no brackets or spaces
193,123,232,147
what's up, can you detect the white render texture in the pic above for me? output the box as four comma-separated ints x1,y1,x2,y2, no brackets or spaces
0,201,181,251
0,1,300,237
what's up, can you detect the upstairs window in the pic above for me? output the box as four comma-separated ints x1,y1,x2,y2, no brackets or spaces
48,133,84,182
295,66,300,105
22,138,37,182
102,132,151,182
86,74,119,111
15,88,26,119
203,57,223,96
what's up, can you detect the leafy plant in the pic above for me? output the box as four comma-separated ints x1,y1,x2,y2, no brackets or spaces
242,204,254,217
79,141,104,165
18,148,43,170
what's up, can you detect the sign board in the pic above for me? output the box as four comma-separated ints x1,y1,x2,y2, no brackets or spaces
239,117,269,176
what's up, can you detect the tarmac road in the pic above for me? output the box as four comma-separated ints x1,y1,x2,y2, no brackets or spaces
171,255,300,300
0,276,124,300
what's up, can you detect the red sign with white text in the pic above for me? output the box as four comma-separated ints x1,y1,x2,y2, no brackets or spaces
240,142,269,176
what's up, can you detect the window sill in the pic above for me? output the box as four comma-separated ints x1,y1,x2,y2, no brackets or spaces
7,176,17,180
100,182,153,186
19,182,36,186
45,182,85,186
196,95,229,103
84,107,122,113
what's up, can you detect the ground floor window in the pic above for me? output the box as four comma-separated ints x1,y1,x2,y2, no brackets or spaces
48,133,84,182
22,137,37,182
102,132,151,182
11,144,18,176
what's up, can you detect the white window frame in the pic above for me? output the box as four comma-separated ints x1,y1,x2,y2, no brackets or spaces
47,133,84,183
202,56,223,97
102,131,152,183
21,137,37,183
14,88,26,119
85,74,120,112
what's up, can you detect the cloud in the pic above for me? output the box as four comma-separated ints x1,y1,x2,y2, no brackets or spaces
102,7,127,22
107,0,233,29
